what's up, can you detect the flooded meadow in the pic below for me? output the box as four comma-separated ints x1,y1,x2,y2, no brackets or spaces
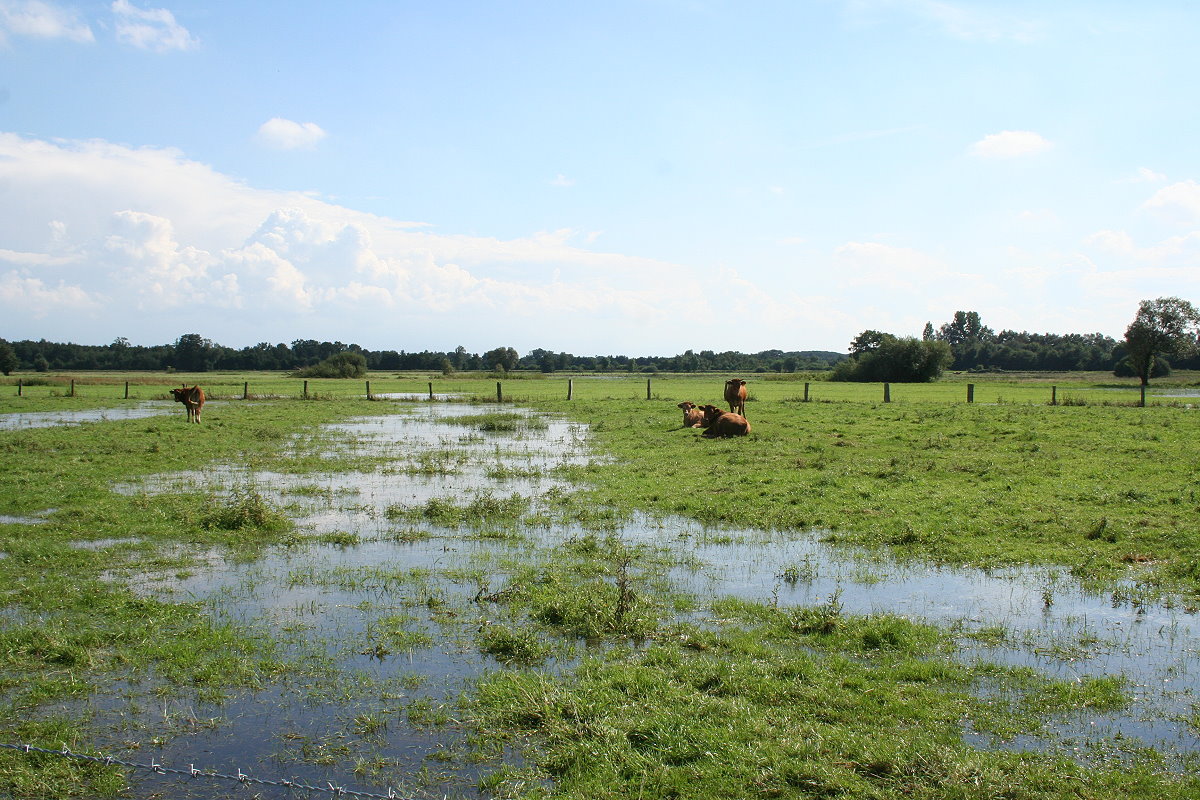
6,400,1200,798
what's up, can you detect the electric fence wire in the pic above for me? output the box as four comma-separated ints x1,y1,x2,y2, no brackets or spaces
0,742,412,799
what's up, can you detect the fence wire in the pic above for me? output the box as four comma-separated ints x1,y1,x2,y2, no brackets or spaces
0,742,411,799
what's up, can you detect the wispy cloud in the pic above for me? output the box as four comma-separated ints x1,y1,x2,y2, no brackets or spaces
968,130,1052,159
111,0,196,52
0,0,94,44
257,118,328,151
845,0,1044,43
1123,166,1167,184
1141,180,1200,224
550,173,575,188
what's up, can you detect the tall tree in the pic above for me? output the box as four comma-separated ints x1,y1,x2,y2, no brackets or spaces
849,329,889,357
938,311,993,347
1123,297,1200,386
173,333,214,372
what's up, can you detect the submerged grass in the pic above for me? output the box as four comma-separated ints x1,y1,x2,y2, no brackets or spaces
466,600,1185,800
524,379,1200,601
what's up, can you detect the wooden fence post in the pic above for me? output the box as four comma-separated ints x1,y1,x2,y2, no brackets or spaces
124,381,129,400
497,381,503,403
243,382,249,400
303,380,308,399
366,380,372,400
646,379,651,400
966,383,974,403
17,379,21,397
70,379,75,397
804,383,810,402
428,382,434,400
883,383,890,403
567,379,573,400
1051,386,1057,406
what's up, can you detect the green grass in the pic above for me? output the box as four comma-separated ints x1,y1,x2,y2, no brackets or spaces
3,371,1200,798
515,375,1200,601
466,605,1184,800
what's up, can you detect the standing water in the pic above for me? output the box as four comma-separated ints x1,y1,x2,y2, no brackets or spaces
50,403,1199,796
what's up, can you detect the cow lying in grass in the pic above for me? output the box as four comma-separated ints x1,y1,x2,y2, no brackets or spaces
677,401,706,428
170,384,205,424
699,403,750,437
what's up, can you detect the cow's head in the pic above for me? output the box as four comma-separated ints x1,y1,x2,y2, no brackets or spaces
677,401,696,410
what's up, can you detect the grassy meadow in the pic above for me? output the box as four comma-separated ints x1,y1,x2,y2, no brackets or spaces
1,369,1198,798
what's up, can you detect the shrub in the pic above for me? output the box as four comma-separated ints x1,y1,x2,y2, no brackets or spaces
291,352,368,379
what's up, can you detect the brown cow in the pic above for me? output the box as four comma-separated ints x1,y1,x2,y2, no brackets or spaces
699,404,751,437
724,379,747,417
170,384,205,423
677,401,706,428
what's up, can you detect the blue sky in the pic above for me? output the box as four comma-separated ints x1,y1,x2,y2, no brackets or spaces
2,1,1198,356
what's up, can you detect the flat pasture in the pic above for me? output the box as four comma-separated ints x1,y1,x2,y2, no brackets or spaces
1,370,1199,799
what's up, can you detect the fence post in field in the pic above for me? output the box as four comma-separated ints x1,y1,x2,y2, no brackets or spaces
303,380,308,399
804,383,810,402
497,381,503,403
883,383,890,403
17,379,21,397
646,379,651,400
1051,386,1057,406
366,380,372,400
243,382,249,400
428,382,434,400
124,381,129,399
1140,385,1146,408
966,383,974,403
70,379,75,397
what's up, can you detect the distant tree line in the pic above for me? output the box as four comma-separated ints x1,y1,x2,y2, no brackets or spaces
0,334,844,375
921,311,1134,372
831,305,1200,383
5,304,1196,379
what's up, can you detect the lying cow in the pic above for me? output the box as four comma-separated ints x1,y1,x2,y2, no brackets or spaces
724,379,748,417
170,384,205,424
699,403,750,437
677,401,706,428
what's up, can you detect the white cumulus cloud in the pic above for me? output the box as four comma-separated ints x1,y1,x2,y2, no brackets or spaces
111,0,196,52
1142,180,1200,224
0,132,779,352
0,0,93,43
257,118,328,151
968,130,1052,159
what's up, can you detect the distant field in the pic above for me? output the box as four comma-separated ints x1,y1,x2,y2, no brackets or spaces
1,368,1195,408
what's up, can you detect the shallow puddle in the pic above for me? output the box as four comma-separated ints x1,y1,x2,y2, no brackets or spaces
0,403,172,430
86,403,1200,797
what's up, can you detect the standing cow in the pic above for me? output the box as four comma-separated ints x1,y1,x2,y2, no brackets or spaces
724,379,747,417
170,384,205,424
